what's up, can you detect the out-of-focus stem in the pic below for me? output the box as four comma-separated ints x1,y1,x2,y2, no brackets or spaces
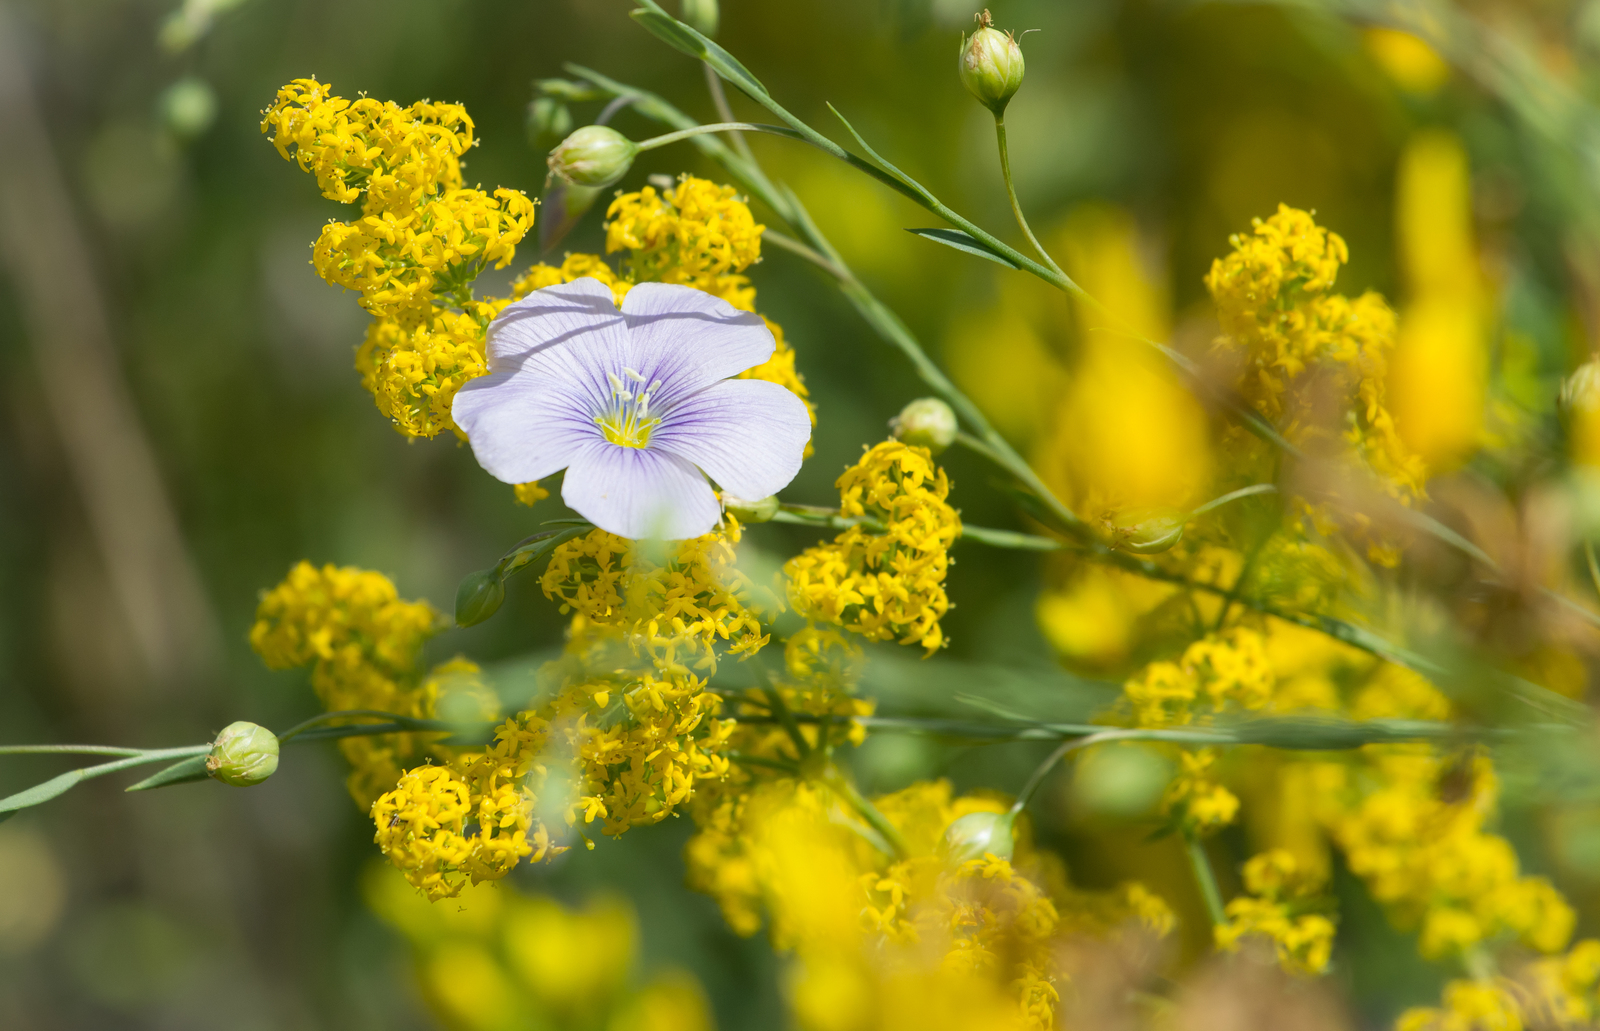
1185,831,1228,927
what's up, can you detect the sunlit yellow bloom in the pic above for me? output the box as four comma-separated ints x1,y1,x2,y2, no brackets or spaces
786,442,960,654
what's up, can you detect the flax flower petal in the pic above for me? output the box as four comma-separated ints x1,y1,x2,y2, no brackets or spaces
650,379,812,501
620,282,775,407
560,440,722,540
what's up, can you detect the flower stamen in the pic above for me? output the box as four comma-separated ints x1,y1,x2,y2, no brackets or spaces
597,367,662,448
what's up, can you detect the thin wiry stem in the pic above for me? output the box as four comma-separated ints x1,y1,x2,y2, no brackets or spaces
994,117,1063,277
702,62,753,161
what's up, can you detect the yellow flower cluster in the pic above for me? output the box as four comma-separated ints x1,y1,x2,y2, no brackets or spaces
546,630,737,839
1205,205,1427,505
355,300,506,439
540,519,770,673
1122,626,1275,727
372,714,561,900
364,866,714,1031
1119,628,1274,833
526,520,775,839
606,176,763,306
512,480,548,507
1215,849,1337,976
786,442,961,654
1315,745,1574,960
311,187,534,322
261,78,472,211
686,777,1171,1030
511,251,634,306
264,78,535,441
250,561,447,805
1396,940,1600,1030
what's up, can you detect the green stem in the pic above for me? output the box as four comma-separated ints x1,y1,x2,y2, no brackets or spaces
1008,730,1116,816
0,744,148,757
702,62,754,161
635,121,803,151
827,768,909,860
1185,831,1228,928
564,64,1090,538
994,117,1063,277
1189,484,1278,518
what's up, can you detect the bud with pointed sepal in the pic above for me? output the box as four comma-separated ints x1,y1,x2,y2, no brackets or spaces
206,722,279,787
547,125,639,189
721,493,781,523
958,10,1025,117
680,0,718,36
455,570,506,627
940,810,1016,864
890,397,958,455
1106,506,1186,555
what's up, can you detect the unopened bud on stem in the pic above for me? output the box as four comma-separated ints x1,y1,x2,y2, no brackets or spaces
958,10,1025,117
1106,506,1186,554
721,493,780,523
455,570,505,627
940,810,1016,864
1561,359,1600,422
680,0,718,36
890,397,958,454
547,125,638,188
206,722,279,787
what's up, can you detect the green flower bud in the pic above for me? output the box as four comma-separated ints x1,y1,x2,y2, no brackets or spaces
679,0,719,36
527,96,574,149
160,78,217,139
1561,360,1600,422
1106,506,1186,554
455,570,505,627
889,397,958,455
547,125,639,189
939,810,1015,864
721,493,781,523
206,722,279,787
958,11,1025,117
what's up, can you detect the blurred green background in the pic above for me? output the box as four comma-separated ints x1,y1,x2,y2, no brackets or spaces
1,0,1595,1026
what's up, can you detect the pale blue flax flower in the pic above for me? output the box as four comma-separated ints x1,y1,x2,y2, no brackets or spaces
453,277,812,539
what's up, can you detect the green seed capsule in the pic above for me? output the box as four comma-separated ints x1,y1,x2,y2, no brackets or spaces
455,570,505,627
206,722,279,787
547,126,639,189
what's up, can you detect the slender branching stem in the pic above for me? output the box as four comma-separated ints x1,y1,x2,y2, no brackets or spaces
1189,484,1278,518
1008,730,1116,817
994,117,1063,277
702,62,753,161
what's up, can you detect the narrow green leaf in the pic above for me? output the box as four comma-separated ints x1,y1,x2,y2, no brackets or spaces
125,755,211,792
0,768,88,814
628,6,768,98
906,228,1021,269
826,104,936,204
629,10,706,60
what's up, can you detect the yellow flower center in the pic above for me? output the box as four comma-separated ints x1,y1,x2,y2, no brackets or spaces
596,366,662,449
